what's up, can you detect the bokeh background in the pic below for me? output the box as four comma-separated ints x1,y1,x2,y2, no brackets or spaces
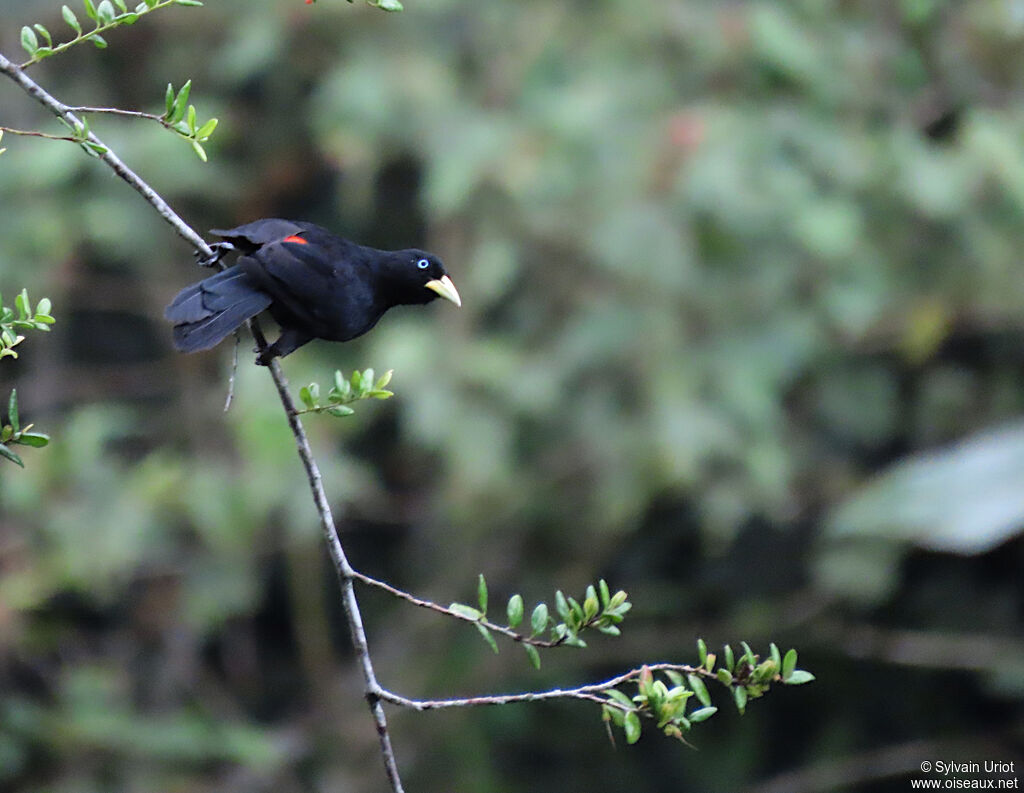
2,1,1024,790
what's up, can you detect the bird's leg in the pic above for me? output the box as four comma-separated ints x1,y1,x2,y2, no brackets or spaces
254,328,314,366
194,241,236,268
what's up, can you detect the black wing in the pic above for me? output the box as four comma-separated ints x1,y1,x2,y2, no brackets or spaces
210,219,330,251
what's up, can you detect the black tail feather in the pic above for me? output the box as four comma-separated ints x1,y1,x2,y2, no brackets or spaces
166,266,271,353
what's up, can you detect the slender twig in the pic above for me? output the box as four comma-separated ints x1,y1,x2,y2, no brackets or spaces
0,124,83,143
223,331,239,412
66,105,165,121
0,50,407,793
376,662,717,711
66,105,182,132
352,569,570,648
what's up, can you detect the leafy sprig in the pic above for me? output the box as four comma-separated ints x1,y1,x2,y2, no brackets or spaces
1,289,55,360
602,642,814,745
296,369,395,417
57,82,217,161
1,390,50,467
451,575,632,669
20,0,203,68
160,80,218,161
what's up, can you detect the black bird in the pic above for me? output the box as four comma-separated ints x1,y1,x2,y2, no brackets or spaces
165,219,461,364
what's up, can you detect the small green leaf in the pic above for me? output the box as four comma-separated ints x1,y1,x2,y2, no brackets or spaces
524,644,541,670
506,594,524,628
782,649,797,681
89,34,108,49
21,26,39,55
174,0,205,6
530,603,548,636
186,104,197,134
33,25,53,46
688,706,717,723
63,5,83,33
8,390,20,433
299,385,315,409
733,686,748,714
754,659,777,681
35,298,51,316
83,0,99,21
697,638,708,666
448,603,482,621
606,688,634,710
169,80,191,123
554,590,570,621
785,670,815,685
326,405,355,417
623,711,641,744
164,83,174,116
770,643,782,672
724,644,735,672
687,674,711,708
716,668,732,686
477,574,488,615
362,369,375,392
0,443,24,467
195,117,218,140
96,0,116,23
603,704,624,728
475,623,498,654
191,140,207,162
598,579,611,609
367,390,394,400
375,369,393,389
17,432,49,448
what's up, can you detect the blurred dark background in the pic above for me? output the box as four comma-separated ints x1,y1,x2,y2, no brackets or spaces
2,1,1023,791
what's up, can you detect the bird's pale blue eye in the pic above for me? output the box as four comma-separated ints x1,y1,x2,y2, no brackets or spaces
416,258,430,269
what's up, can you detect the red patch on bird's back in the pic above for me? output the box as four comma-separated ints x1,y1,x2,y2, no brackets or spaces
282,235,308,245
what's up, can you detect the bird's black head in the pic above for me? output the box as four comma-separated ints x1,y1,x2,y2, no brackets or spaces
382,249,462,308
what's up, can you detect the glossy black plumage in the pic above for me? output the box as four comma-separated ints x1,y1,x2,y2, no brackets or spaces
165,219,461,364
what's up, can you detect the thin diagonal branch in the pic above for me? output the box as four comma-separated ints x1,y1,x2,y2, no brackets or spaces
0,124,82,143
0,50,406,793
376,662,714,711
351,569,568,648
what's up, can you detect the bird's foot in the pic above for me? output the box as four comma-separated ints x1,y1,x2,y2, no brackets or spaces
194,241,236,268
253,345,276,366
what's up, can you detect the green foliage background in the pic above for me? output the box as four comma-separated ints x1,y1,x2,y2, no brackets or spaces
2,0,1023,790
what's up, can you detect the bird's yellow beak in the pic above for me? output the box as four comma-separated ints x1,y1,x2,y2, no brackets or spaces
425,275,462,307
